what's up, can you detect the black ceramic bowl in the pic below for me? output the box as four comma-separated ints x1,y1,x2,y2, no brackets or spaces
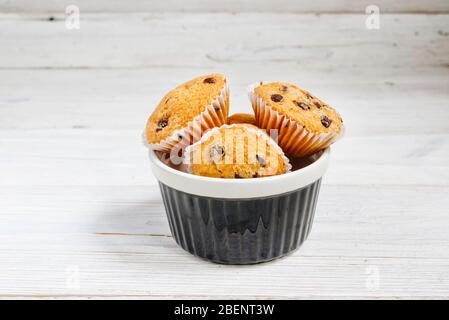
149,148,330,264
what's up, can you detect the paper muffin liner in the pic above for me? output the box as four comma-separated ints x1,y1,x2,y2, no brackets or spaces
143,83,230,153
184,123,292,175
247,82,344,157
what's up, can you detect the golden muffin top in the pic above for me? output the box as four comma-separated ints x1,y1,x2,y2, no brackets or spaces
253,82,343,134
185,124,291,179
145,74,227,144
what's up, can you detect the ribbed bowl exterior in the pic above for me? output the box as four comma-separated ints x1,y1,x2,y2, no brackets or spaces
159,179,322,264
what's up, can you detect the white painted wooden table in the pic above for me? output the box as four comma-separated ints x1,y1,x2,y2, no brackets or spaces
1,8,449,299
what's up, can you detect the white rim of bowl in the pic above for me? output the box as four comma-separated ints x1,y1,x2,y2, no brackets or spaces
148,148,330,199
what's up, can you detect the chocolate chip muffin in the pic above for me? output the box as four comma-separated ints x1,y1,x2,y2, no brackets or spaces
248,82,344,157
226,113,257,126
143,74,229,152
185,124,291,178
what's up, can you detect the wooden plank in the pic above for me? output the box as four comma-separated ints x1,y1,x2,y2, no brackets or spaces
0,185,448,298
0,129,448,186
0,252,447,298
0,14,448,70
1,0,449,14
1,68,449,136
1,184,448,252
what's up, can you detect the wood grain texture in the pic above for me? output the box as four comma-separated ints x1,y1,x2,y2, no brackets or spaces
1,13,448,69
1,0,449,14
1,185,449,298
0,12,448,299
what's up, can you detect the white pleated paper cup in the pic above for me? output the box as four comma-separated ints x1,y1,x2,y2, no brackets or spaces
247,82,344,157
143,84,230,153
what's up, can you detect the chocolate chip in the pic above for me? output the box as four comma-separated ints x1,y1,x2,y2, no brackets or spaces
294,101,309,110
252,172,259,178
209,145,224,162
256,154,266,167
203,77,216,84
156,119,168,131
321,116,332,128
314,101,322,108
234,173,242,178
280,86,289,92
270,94,283,102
